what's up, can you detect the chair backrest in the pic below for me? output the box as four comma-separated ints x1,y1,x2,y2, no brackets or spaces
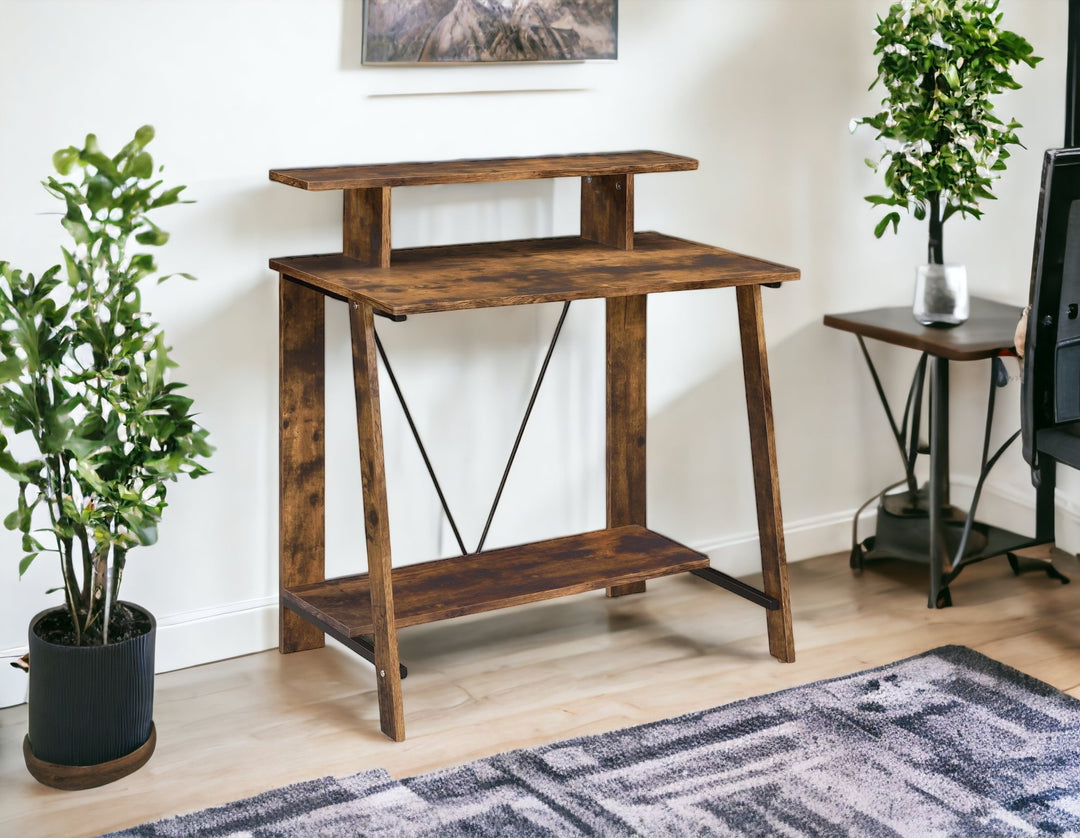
1022,147,1080,468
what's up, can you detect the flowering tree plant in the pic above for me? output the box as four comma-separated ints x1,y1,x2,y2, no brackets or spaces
853,0,1040,264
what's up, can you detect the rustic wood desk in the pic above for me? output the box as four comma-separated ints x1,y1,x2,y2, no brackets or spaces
271,151,799,740
824,298,1064,607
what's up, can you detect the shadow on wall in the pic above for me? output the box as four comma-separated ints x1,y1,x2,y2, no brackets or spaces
647,304,903,565
121,276,281,610
670,1,896,310
342,0,364,68
391,179,560,247
321,293,608,577
253,174,561,251
246,156,601,579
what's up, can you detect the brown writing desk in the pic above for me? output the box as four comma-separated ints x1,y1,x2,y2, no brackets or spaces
272,152,800,739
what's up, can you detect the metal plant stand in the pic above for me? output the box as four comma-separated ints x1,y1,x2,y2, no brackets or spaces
825,297,1068,608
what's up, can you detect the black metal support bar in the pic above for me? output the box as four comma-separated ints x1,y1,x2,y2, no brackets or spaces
375,311,408,323
935,351,1066,586
475,301,572,553
927,357,950,608
343,633,408,680
950,361,1013,570
850,477,908,564
857,337,924,494
1068,0,1080,146
282,602,408,679
905,354,928,474
945,354,1068,584
691,567,780,610
374,328,469,557
857,336,905,460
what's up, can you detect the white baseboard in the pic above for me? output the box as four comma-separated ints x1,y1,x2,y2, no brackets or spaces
699,505,879,579
0,597,279,710
153,596,280,673
1,481,1068,710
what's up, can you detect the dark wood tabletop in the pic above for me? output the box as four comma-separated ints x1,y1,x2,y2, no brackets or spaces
823,297,1025,361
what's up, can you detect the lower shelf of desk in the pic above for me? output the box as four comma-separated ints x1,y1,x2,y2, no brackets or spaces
282,525,709,638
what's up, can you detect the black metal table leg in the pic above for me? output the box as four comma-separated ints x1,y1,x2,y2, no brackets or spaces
927,356,950,608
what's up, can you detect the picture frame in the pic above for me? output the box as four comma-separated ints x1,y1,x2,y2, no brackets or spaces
362,0,618,65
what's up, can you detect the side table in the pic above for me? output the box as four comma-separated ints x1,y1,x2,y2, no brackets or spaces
824,297,1066,607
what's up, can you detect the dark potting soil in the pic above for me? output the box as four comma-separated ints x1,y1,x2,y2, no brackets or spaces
34,603,152,647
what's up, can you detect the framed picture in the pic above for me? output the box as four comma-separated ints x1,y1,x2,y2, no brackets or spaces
363,0,618,65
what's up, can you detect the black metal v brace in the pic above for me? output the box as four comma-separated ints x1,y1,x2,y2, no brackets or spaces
374,301,573,557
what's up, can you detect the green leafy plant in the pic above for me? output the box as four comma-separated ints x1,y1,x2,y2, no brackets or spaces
0,126,211,646
852,0,1040,263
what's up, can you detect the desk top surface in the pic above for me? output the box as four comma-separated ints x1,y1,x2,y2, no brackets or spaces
823,297,1024,361
273,232,799,316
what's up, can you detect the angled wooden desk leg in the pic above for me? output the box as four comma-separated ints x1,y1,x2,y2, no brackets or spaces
736,285,795,662
606,294,648,598
350,301,405,741
279,276,327,654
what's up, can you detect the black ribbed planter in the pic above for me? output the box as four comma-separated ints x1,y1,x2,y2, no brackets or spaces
24,603,156,790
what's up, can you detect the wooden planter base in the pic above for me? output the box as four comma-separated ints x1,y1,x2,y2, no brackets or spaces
23,723,156,790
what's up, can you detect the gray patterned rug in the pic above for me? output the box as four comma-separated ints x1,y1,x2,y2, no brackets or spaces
104,645,1080,837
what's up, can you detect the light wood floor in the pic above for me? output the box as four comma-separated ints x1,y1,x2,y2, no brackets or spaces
3,548,1079,838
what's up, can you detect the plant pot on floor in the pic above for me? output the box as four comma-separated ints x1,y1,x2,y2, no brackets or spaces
23,602,157,790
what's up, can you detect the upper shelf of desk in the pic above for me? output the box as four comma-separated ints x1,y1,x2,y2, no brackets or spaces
268,151,800,315
269,150,698,190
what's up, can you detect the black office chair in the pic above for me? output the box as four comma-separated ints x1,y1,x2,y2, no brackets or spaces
1020,147,1080,572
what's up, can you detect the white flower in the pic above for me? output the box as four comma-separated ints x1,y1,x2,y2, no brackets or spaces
955,135,976,153
928,31,952,50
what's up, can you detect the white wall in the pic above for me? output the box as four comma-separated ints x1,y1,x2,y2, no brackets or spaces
0,0,1067,706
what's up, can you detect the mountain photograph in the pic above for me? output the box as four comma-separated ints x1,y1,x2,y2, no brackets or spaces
363,0,618,64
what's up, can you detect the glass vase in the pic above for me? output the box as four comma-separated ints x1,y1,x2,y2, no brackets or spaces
913,263,969,327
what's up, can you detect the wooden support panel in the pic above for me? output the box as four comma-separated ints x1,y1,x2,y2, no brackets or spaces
282,526,709,639
606,294,648,598
581,173,633,249
278,277,327,654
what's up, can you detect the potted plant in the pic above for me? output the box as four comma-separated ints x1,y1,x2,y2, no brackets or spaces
0,125,211,789
852,0,1040,325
